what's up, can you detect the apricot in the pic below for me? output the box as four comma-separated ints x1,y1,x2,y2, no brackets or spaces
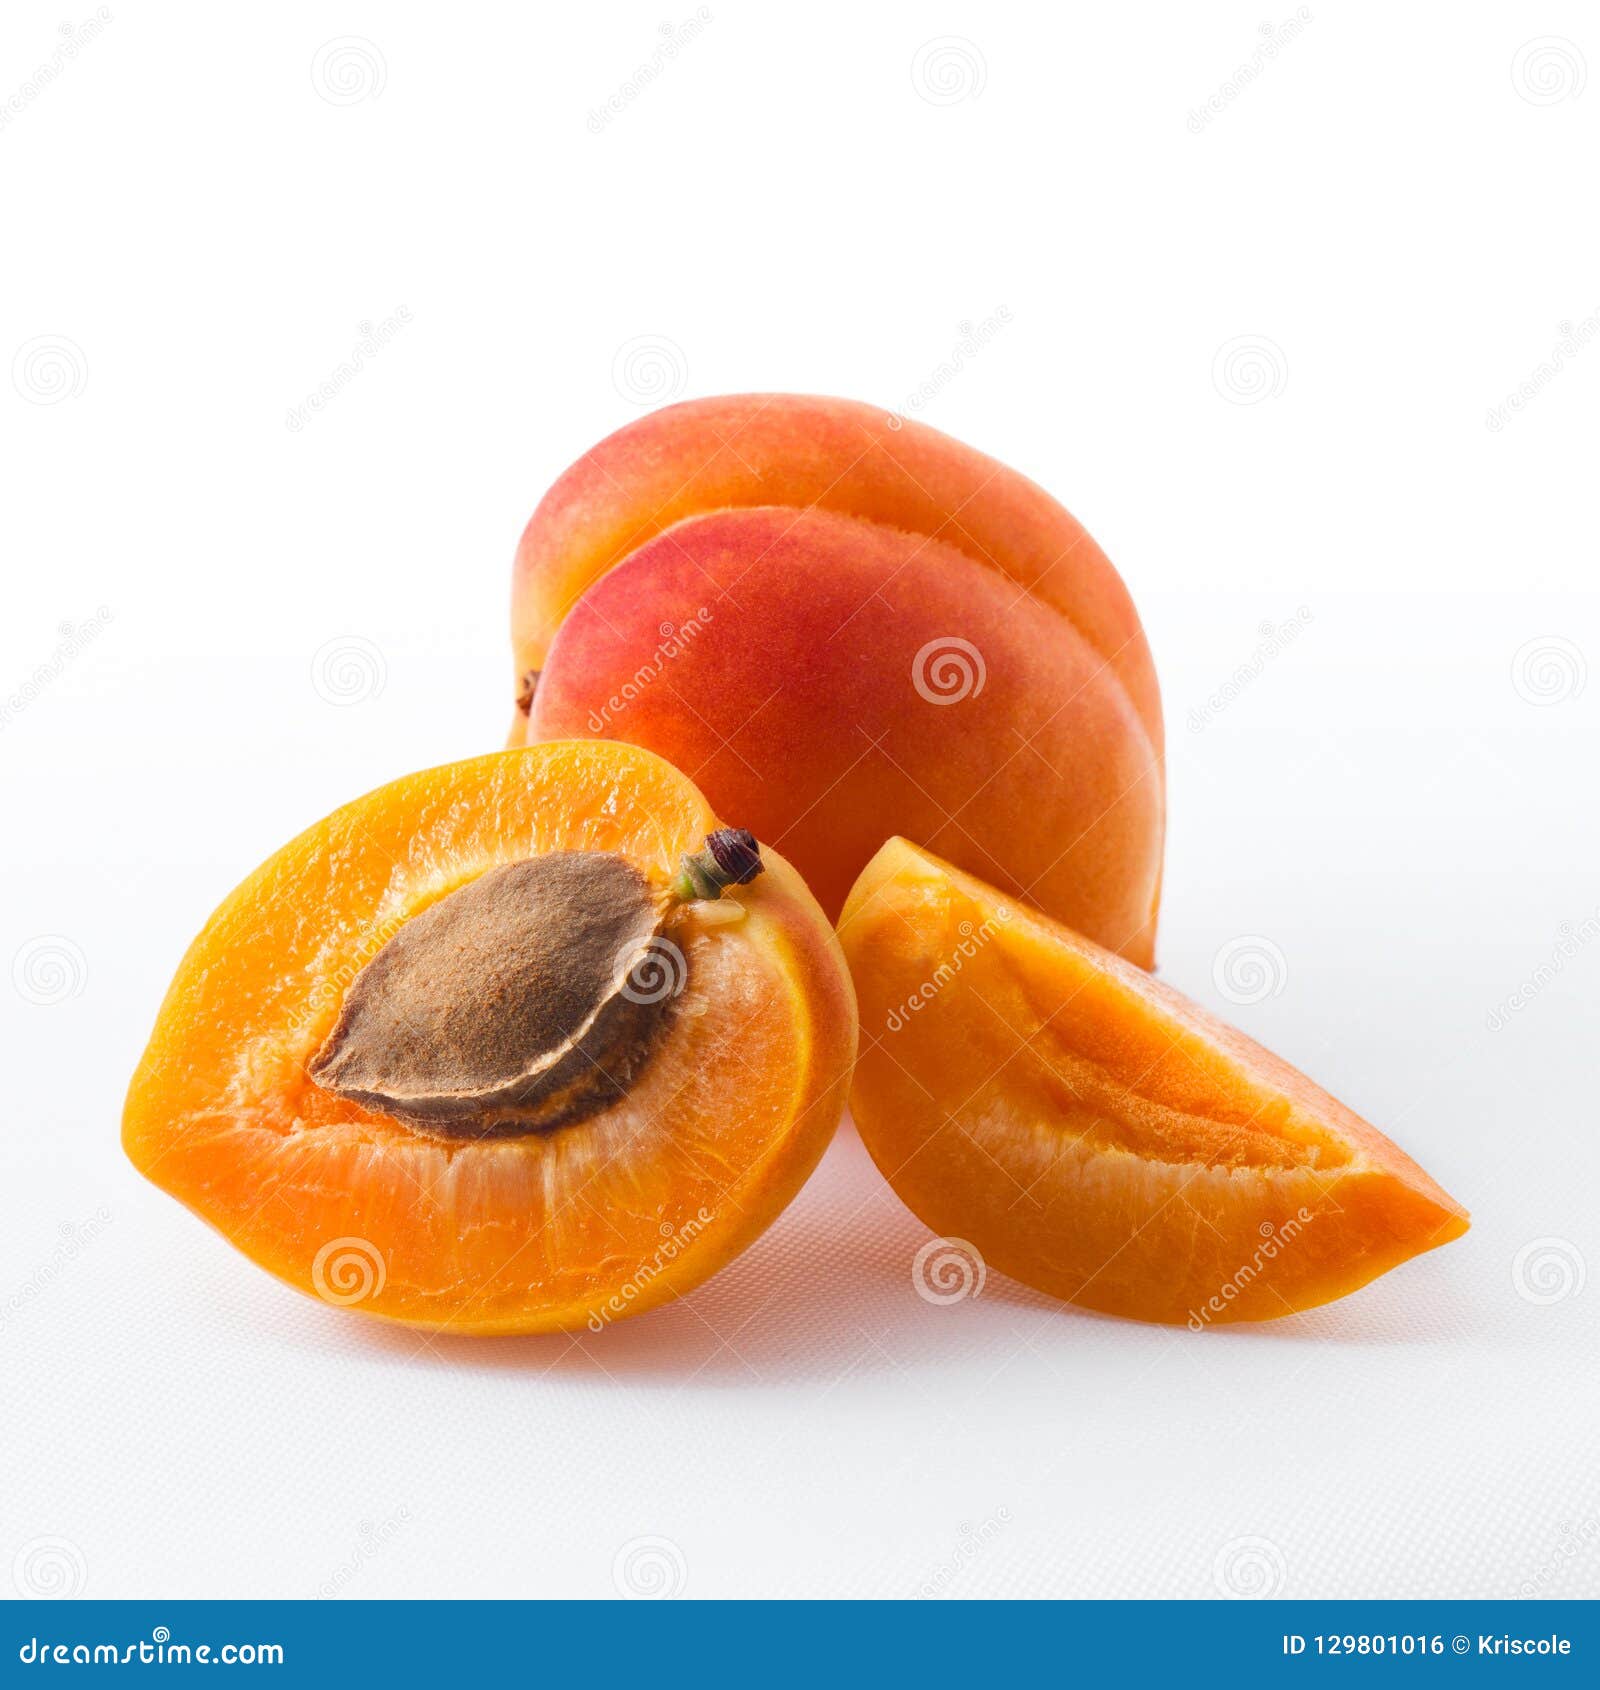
123,743,856,1334
508,393,1164,966
839,838,1469,1325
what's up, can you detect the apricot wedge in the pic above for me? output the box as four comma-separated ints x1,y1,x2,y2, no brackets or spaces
124,742,856,1334
839,839,1468,1325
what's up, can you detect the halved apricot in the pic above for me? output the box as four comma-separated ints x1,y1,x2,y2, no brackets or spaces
123,742,856,1333
838,838,1468,1325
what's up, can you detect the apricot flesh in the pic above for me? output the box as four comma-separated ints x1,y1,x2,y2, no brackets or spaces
509,393,1164,966
122,742,857,1334
838,838,1469,1325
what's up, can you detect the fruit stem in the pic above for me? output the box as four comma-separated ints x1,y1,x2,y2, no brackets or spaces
671,829,764,902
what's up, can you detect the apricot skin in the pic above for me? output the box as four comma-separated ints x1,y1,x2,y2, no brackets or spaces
511,393,1164,965
529,506,1162,959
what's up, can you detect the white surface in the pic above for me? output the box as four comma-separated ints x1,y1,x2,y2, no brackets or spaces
2,0,1597,1601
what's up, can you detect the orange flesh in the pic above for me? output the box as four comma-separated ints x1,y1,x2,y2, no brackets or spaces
123,742,856,1333
838,839,1469,1325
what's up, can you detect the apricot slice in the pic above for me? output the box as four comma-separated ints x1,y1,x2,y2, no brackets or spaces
508,394,1164,966
839,839,1469,1325
123,743,856,1334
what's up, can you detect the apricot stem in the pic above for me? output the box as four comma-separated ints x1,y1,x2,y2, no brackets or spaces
672,828,764,902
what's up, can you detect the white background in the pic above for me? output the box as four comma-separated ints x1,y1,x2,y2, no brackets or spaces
2,1,1596,1600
